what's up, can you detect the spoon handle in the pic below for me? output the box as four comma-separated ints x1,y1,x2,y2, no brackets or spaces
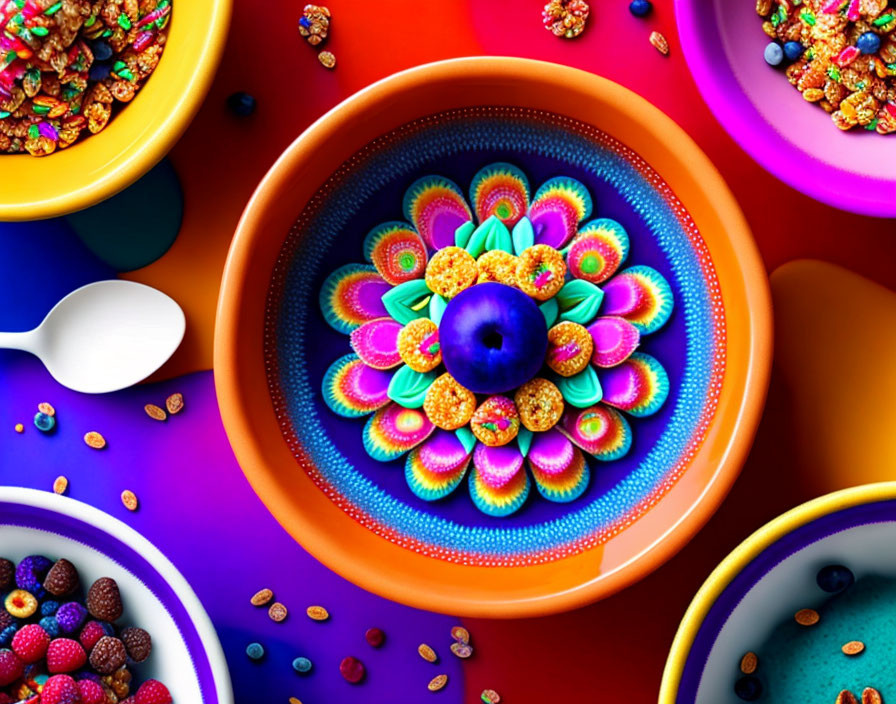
0,330,37,353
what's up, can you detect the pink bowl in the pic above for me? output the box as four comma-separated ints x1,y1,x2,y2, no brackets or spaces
676,0,896,217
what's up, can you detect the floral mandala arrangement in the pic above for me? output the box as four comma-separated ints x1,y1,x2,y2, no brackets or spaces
319,163,673,517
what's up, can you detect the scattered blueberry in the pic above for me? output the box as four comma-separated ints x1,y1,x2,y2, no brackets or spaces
91,40,113,61
292,656,312,673
734,675,763,701
227,91,257,117
33,412,55,433
764,42,784,66
40,601,59,617
246,642,265,661
39,616,59,638
857,31,881,55
88,62,112,82
817,564,854,593
783,41,804,61
629,0,652,17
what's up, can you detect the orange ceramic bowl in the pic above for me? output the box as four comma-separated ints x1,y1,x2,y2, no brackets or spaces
0,0,231,221
215,57,772,617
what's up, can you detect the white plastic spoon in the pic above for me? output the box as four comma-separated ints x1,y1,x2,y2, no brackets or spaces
0,280,185,394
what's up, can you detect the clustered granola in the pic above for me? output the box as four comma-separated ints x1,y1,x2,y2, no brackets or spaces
0,0,171,156
757,0,896,134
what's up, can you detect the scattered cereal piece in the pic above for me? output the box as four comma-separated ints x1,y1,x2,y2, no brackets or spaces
339,655,365,684
794,608,820,626
144,404,167,421
365,627,385,648
481,689,502,704
293,656,312,674
34,412,56,433
418,643,438,663
14,423,23,434
250,588,273,607
83,432,106,449
542,0,590,39
298,4,331,46
38,402,55,417
842,640,865,656
306,605,329,621
837,691,859,704
862,687,883,704
246,642,265,661
165,393,184,415
120,490,138,512
450,641,473,659
289,699,303,704
53,476,68,495
318,50,336,69
450,625,470,644
740,651,758,674
649,31,670,56
268,602,288,623
428,674,448,692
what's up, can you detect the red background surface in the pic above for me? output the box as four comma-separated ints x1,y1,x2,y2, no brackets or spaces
120,1,896,700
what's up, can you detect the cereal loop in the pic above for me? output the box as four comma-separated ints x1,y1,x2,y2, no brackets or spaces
471,396,520,447
425,246,478,299
514,378,564,432
516,244,566,300
423,373,476,430
397,318,441,372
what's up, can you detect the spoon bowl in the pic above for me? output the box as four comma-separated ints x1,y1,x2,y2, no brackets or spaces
0,280,185,394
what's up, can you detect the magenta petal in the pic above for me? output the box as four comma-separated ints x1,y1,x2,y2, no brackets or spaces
473,443,524,489
588,316,640,368
350,318,403,369
418,430,471,475
600,274,646,317
527,428,574,476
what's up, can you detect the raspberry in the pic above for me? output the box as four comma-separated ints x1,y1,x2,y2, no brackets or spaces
46,638,87,673
40,674,80,704
120,627,151,663
86,578,122,622
135,679,172,704
89,636,126,674
56,602,87,633
43,559,79,597
0,559,13,590
79,621,109,652
77,679,106,704
15,556,51,597
11,624,50,663
0,648,23,686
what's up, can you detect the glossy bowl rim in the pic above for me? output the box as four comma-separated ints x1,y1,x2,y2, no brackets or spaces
659,482,896,703
0,0,232,221
0,486,234,703
214,56,773,617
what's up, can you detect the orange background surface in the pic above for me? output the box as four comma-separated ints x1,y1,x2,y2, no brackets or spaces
123,1,896,700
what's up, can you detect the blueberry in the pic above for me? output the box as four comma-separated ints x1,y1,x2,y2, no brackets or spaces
40,600,59,616
857,31,881,55
38,616,59,638
783,41,804,61
33,412,55,433
91,40,113,61
734,675,763,701
292,656,312,673
89,62,112,82
764,42,784,66
817,564,854,593
0,625,16,647
629,0,652,17
246,642,265,661
227,91,256,117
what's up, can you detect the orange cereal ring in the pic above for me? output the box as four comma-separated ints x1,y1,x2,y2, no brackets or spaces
546,321,593,376
471,396,520,447
425,246,478,299
476,250,519,286
514,378,564,432
516,244,566,300
423,373,477,430
398,318,442,372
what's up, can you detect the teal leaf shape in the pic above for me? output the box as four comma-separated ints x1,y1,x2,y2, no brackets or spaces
556,279,604,325
387,365,437,409
512,216,535,255
554,366,603,408
382,279,432,325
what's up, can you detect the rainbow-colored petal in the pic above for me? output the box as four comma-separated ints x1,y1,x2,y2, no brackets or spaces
567,219,630,285
322,354,392,418
528,430,590,503
600,352,669,418
469,162,530,228
319,264,391,334
559,405,632,461
363,404,434,462
528,177,593,249
349,318,402,369
601,266,674,335
469,444,530,517
363,222,428,285
403,176,472,250
405,430,471,501
587,316,640,368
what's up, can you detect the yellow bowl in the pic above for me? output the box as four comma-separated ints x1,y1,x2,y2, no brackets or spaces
0,0,231,221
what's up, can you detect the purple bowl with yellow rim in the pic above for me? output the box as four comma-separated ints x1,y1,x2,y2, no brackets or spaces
676,0,896,216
